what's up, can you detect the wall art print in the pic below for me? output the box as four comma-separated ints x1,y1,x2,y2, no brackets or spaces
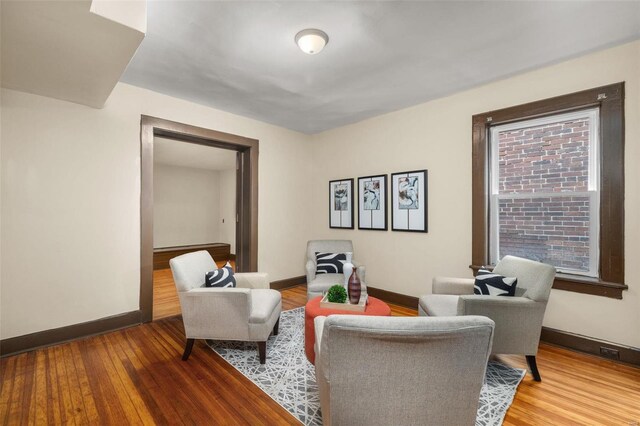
391,170,428,232
329,178,354,229
358,174,388,230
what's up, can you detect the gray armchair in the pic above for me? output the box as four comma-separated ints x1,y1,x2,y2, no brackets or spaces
169,250,281,364
314,315,495,426
418,255,556,381
306,240,366,300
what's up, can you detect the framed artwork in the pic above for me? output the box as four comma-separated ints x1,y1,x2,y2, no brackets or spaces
329,178,354,229
358,174,388,230
391,170,428,232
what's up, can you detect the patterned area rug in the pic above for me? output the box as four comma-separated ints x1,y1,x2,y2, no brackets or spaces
209,308,525,426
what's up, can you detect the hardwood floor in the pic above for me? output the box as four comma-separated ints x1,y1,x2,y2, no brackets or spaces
152,269,181,321
2,284,639,425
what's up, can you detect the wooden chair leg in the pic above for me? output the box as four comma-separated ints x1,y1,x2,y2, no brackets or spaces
257,341,266,364
273,317,280,336
182,338,195,361
526,355,541,381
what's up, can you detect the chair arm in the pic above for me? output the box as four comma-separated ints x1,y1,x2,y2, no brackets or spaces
457,296,545,325
179,288,251,339
314,316,327,358
457,296,547,355
306,260,316,284
315,316,330,382
432,277,475,295
235,272,270,289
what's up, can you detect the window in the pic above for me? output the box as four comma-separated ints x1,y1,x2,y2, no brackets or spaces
489,109,600,277
472,83,626,298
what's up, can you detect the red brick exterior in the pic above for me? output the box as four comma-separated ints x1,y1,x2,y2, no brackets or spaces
496,118,592,272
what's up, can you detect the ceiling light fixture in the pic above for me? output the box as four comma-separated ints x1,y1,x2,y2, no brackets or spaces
295,29,329,55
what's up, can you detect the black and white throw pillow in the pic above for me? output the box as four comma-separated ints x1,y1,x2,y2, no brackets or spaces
315,252,347,274
205,262,236,288
474,269,517,296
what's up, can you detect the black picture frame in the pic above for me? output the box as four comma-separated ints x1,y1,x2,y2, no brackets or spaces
391,170,428,232
329,178,354,229
357,174,388,231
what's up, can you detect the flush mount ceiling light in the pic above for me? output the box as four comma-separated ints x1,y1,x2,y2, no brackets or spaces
295,29,329,55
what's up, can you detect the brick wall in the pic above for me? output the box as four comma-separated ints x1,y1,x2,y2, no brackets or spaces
497,118,592,272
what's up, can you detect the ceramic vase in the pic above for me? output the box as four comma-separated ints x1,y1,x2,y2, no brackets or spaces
348,269,361,304
343,252,354,287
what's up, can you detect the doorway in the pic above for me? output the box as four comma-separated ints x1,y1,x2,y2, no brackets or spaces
140,116,258,323
152,139,237,320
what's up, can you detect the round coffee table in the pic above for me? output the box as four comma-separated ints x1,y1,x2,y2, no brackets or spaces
304,295,391,364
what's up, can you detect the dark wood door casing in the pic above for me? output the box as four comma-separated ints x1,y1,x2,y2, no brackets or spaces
140,115,259,322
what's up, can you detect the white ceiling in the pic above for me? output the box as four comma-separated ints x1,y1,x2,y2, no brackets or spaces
154,137,237,171
111,3,640,133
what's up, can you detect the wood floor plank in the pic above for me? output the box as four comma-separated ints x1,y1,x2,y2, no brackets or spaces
78,338,130,424
1,283,639,426
70,342,100,425
95,334,150,425
52,345,76,425
0,356,17,425
33,350,48,425
5,354,25,426
117,328,193,425
123,324,224,425
25,354,38,425
152,269,182,321
101,333,156,425
16,352,36,426
44,350,61,425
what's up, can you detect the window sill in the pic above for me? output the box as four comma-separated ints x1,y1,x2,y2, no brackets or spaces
553,274,627,299
469,265,627,299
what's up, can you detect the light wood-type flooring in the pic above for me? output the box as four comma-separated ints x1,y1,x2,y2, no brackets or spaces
152,269,182,321
2,284,639,425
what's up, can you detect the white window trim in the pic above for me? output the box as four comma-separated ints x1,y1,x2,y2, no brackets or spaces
488,108,600,277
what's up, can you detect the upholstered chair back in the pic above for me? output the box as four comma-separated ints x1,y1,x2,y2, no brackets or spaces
493,255,556,302
305,240,366,300
316,315,494,426
306,240,354,264
169,250,217,292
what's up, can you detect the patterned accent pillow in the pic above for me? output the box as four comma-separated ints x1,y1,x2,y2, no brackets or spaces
315,252,347,274
205,262,236,288
474,269,517,296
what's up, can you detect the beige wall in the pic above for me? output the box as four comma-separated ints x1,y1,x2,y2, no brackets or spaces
153,163,221,248
310,41,640,348
219,168,237,254
0,83,313,339
2,41,638,348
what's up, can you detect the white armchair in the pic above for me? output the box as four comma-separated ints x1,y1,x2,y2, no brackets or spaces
314,315,495,426
306,240,366,300
418,255,556,381
169,250,282,364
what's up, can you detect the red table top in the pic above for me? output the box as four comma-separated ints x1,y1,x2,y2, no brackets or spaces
305,295,391,318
